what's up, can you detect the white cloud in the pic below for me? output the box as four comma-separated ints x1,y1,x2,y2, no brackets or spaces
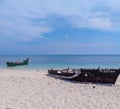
89,17,112,31
45,0,120,31
1,0,120,42
71,16,113,31
0,0,53,42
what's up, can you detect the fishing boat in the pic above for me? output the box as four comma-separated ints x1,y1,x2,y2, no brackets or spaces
48,67,120,84
6,57,29,67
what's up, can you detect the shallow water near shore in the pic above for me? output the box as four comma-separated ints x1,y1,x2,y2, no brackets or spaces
0,55,120,69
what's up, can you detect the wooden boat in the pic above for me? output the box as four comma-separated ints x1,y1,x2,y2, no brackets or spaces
48,68,120,84
6,57,29,67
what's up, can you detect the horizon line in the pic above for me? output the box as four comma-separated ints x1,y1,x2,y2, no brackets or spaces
0,54,120,56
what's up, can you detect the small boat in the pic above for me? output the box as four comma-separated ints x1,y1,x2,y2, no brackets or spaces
48,68,120,84
6,57,29,67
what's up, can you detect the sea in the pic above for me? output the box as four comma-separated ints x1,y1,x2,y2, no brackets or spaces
0,55,120,69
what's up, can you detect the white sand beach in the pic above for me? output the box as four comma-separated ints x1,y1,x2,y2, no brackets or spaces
0,69,120,109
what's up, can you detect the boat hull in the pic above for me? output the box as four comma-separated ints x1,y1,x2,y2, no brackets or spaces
48,68,120,84
6,58,29,67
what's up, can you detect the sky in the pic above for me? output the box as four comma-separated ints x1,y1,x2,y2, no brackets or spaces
0,0,120,55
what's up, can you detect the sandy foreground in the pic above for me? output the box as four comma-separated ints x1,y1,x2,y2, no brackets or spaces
0,69,120,109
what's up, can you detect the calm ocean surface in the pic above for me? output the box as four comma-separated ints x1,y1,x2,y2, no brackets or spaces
0,55,120,69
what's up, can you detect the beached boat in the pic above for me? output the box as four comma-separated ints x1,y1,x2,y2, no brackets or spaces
6,57,29,67
48,68,120,84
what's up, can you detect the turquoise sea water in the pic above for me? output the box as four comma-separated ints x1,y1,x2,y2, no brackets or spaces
0,55,120,69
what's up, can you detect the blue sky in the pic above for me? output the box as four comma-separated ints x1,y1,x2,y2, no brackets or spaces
0,0,120,54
